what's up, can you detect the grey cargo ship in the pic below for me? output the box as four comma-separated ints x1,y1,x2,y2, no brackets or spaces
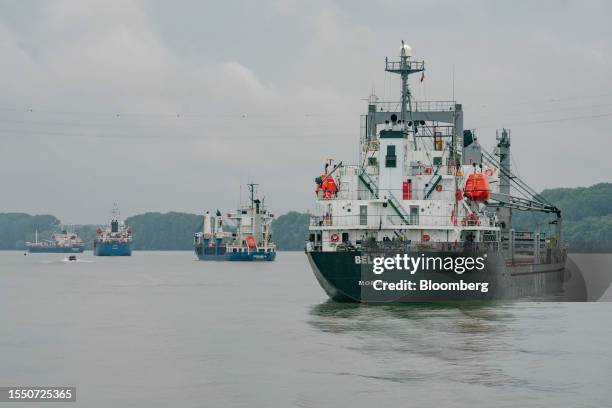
27,230,85,253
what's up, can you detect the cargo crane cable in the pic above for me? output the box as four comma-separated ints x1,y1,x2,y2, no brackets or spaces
487,195,561,218
492,158,549,207
485,160,554,211
479,150,561,218
481,149,552,207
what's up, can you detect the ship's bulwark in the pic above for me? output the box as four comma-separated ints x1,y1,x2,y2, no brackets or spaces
28,245,84,253
194,244,276,261
94,242,132,256
306,247,565,302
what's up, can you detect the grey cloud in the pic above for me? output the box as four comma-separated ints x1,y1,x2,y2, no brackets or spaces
0,0,610,223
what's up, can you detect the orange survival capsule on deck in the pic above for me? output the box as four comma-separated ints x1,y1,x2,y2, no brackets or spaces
464,173,491,202
246,235,256,249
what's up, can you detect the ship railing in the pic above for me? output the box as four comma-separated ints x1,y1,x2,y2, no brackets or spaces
315,186,380,201
414,101,456,112
307,241,503,253
501,232,565,265
362,241,500,253
310,213,499,229
373,100,456,113
310,215,332,227
384,60,425,72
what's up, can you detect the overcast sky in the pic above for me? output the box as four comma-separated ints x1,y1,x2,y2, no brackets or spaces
1,0,611,224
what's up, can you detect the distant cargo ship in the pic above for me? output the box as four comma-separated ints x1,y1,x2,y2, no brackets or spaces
26,229,85,253
194,183,277,261
93,205,132,256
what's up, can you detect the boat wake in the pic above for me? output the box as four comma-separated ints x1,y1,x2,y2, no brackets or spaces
61,257,93,263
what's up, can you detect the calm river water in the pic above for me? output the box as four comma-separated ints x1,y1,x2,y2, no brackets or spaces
1,251,611,407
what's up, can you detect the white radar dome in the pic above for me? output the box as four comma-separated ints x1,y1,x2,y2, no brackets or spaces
400,42,412,57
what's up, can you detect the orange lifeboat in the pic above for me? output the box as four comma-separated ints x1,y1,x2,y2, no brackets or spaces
315,172,326,197
464,173,491,202
246,235,256,249
322,176,338,199
316,172,338,199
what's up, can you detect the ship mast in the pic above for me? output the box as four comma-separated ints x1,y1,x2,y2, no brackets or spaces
399,41,410,127
385,41,425,147
111,202,120,221
247,183,258,209
246,183,258,239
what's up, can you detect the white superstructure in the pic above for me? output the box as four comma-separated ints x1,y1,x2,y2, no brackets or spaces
308,42,561,255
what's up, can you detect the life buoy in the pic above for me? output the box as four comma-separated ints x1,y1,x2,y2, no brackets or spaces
435,184,443,192
424,167,433,175
485,168,494,177
330,233,340,242
422,234,430,242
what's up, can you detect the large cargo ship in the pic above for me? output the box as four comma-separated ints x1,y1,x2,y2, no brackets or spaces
305,42,567,302
26,229,85,253
194,184,277,261
93,205,132,256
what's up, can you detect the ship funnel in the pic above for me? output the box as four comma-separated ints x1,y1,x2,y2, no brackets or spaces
203,211,213,238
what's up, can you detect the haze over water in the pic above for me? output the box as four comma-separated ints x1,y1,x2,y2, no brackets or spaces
1,252,611,407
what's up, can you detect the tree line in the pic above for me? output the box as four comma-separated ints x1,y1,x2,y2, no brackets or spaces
0,210,310,251
2,183,611,251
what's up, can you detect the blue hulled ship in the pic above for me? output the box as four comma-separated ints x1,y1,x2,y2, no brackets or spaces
194,184,276,261
93,205,132,256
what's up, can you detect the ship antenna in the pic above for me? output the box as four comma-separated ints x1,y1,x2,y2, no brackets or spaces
400,40,409,125
112,202,120,220
452,64,455,102
247,183,258,208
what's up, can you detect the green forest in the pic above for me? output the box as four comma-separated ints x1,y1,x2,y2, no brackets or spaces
1,183,611,251
512,183,612,251
0,211,311,251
